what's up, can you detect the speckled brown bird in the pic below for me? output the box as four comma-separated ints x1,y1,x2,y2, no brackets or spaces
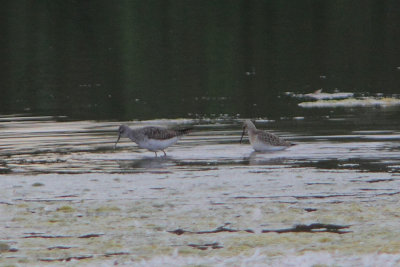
240,120,293,151
114,125,191,156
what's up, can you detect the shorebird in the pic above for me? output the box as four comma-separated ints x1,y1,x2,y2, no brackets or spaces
114,125,191,156
240,120,294,151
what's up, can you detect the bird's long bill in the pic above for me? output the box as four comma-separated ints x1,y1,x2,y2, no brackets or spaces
114,134,121,149
240,128,246,144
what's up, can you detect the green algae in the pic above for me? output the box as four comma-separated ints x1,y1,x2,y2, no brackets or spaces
56,206,75,212
2,169,400,266
94,206,121,213
0,242,10,252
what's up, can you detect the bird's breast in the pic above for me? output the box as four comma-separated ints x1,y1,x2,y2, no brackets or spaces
138,137,178,151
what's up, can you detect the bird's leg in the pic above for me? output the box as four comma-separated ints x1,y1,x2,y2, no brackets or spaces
154,152,158,157
162,150,166,157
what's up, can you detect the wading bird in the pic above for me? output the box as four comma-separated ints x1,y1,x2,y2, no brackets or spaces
240,120,294,151
114,124,191,156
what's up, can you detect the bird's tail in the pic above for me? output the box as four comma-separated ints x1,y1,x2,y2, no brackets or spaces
175,127,193,136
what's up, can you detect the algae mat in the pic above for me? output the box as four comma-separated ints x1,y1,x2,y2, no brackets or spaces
1,166,400,266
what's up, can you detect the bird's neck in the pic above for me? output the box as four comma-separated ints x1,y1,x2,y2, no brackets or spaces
247,127,257,135
127,129,140,143
247,128,257,140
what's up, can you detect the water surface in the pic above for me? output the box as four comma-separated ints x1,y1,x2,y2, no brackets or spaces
1,1,400,264
1,1,400,120
1,108,399,175
1,109,400,266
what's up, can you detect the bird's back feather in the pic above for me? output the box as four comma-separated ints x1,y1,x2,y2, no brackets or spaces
256,130,291,146
139,126,191,140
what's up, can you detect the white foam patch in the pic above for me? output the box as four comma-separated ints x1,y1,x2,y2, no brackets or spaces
299,97,400,108
286,91,354,100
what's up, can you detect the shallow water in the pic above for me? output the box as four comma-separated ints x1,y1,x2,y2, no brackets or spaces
1,111,399,175
1,110,400,266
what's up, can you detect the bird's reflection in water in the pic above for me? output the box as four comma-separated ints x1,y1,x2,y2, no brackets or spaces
118,156,177,170
245,151,289,166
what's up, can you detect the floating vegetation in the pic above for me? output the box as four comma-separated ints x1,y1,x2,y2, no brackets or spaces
168,225,254,235
56,194,79,198
78,233,104,238
304,208,318,212
47,246,73,250
261,223,351,234
40,255,93,262
39,252,130,262
188,242,223,250
24,233,103,239
56,205,75,212
0,242,10,252
104,252,130,257
24,234,71,239
94,206,121,213
169,224,350,236
32,182,45,187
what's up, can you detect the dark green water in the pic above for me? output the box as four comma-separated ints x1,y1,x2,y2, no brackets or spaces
1,1,400,120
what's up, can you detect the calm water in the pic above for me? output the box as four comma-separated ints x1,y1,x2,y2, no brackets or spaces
0,109,399,175
1,1,400,120
0,1,400,174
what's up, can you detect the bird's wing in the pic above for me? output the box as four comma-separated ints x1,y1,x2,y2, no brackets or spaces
257,130,290,146
139,127,179,140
